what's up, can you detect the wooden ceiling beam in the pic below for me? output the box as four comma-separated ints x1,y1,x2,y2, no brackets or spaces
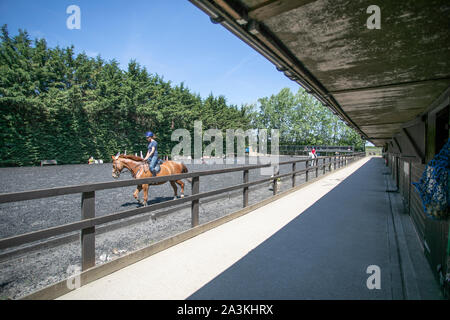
249,0,317,21
211,0,242,20
330,77,450,95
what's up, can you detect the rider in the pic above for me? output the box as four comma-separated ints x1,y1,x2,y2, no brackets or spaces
144,131,158,176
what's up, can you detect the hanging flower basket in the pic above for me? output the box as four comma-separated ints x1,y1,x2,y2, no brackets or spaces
412,139,449,221
425,204,449,220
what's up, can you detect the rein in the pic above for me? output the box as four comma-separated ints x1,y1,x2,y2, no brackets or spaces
117,159,146,178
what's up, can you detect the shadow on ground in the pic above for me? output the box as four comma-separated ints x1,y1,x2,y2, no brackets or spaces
188,158,399,300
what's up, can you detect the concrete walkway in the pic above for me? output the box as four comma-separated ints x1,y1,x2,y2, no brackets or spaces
58,157,443,300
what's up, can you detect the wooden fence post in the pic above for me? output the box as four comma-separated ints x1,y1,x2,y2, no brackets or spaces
243,170,249,207
305,160,309,182
315,158,319,178
272,174,278,195
191,176,200,227
81,191,95,271
292,162,296,188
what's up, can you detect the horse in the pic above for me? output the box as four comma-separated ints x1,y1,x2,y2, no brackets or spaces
111,154,189,206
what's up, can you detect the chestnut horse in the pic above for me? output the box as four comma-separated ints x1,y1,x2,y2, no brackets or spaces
111,154,189,206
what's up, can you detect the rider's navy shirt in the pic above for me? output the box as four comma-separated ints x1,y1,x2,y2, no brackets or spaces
148,140,158,158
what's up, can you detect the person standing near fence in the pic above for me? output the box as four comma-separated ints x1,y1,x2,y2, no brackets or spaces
311,147,318,165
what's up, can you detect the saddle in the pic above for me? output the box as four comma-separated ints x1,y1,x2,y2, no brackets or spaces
145,159,164,175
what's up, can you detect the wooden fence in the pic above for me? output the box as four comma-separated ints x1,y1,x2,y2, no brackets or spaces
0,153,365,271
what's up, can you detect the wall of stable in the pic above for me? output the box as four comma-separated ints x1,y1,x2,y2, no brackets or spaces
384,86,449,295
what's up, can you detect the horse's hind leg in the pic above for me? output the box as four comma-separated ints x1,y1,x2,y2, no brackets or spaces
134,185,142,204
170,181,178,200
175,180,185,198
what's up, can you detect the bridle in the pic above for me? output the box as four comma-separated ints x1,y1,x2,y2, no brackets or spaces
113,157,146,179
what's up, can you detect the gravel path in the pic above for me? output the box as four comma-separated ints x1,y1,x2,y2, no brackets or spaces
0,156,325,299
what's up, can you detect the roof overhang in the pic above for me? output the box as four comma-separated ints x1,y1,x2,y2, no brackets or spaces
189,0,450,146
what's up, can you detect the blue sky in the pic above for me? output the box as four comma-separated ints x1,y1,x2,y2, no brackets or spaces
0,0,300,107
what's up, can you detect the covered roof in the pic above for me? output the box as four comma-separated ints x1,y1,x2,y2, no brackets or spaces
189,0,450,146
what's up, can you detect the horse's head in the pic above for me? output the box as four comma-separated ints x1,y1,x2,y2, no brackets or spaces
111,154,124,179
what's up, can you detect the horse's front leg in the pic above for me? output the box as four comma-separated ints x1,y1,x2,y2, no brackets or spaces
134,185,142,204
142,184,149,206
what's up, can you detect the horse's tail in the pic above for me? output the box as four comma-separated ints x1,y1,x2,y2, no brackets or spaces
181,163,192,183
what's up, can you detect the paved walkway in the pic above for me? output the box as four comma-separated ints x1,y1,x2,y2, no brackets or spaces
58,157,443,300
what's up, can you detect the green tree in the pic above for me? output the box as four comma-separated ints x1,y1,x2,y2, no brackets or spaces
0,26,253,166
246,87,365,149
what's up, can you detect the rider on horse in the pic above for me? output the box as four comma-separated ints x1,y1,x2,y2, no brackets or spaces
144,131,158,176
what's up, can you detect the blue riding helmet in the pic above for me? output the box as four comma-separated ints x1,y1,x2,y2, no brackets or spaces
146,131,154,138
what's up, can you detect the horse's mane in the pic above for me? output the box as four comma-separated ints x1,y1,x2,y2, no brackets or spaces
119,154,145,161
